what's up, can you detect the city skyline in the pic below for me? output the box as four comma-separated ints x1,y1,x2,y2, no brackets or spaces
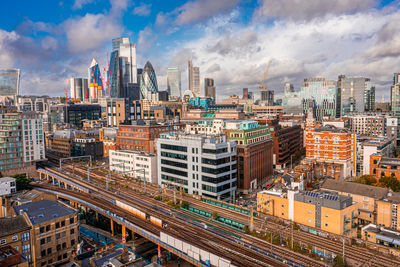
0,0,399,100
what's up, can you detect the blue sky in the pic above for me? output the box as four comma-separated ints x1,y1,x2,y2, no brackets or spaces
0,0,399,100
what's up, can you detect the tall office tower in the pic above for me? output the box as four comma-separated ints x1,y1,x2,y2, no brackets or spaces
167,67,181,99
204,78,216,100
108,37,137,98
88,58,103,99
364,80,375,111
242,88,249,99
0,69,20,98
284,83,294,94
69,78,88,101
300,77,338,121
188,60,200,97
261,90,274,105
338,75,373,115
391,73,400,114
140,61,158,100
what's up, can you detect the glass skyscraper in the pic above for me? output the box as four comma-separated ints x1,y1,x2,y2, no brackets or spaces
0,69,20,96
69,78,88,101
88,58,103,98
108,38,137,98
300,77,338,121
338,75,373,115
167,67,181,99
140,61,158,100
188,60,200,97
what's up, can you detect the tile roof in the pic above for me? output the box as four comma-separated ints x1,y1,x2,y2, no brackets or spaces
0,215,30,237
320,179,388,199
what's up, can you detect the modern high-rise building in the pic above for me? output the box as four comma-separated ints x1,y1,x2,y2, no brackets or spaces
204,78,215,100
108,38,137,98
188,60,200,97
391,73,400,116
157,132,237,201
300,77,338,121
140,61,158,100
261,90,274,105
68,78,88,101
88,58,103,99
337,75,374,115
284,83,294,94
167,67,181,99
0,69,20,97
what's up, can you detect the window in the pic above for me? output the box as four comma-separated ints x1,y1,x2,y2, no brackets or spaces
41,250,46,257
70,217,74,224
21,232,29,242
71,239,75,246
56,233,60,239
62,231,66,237
0,239,6,245
281,204,284,208
22,244,30,254
325,214,328,217
58,255,61,261
325,223,328,227
46,236,51,243
63,253,67,259
70,229,75,235
46,225,50,232
40,227,45,233
308,219,311,223
47,248,52,254
41,262,46,267
55,222,60,229
12,235,18,242
57,244,61,250
40,238,45,245
281,213,285,216
62,242,66,249
61,220,65,227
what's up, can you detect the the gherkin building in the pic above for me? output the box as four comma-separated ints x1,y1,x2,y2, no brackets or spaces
140,61,158,99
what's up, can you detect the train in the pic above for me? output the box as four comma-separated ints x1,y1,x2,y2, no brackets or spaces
116,200,165,228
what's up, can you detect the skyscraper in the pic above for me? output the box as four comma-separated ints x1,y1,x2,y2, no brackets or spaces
338,75,374,115
88,58,103,99
300,77,338,121
0,69,20,97
167,67,181,99
69,78,88,101
204,78,216,100
108,38,137,98
188,60,200,97
140,61,158,100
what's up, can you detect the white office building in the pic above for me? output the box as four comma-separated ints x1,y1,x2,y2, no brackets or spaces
0,177,16,196
109,150,157,184
21,112,45,163
167,67,181,99
157,133,237,202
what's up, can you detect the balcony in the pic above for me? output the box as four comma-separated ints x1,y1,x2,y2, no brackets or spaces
344,228,350,233
344,218,351,223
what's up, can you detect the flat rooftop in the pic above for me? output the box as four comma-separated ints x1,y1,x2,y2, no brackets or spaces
14,200,76,225
0,216,30,237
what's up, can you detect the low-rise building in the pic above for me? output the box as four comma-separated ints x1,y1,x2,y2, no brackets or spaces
99,127,117,157
14,200,79,267
362,224,400,248
109,150,158,183
0,177,16,196
370,154,400,180
257,189,358,237
0,246,29,267
157,133,237,201
0,215,32,263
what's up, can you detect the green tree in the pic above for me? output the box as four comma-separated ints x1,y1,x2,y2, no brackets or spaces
379,176,400,191
355,175,376,185
11,174,31,191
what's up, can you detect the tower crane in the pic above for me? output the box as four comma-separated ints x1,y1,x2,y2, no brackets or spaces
258,60,272,92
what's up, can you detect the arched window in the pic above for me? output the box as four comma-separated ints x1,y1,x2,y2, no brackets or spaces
381,172,385,177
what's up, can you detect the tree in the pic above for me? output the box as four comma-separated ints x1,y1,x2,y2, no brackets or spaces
379,176,400,192
355,175,376,186
11,174,31,191
212,211,218,219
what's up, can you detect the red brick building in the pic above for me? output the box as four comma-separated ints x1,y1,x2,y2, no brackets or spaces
370,154,400,180
116,121,184,153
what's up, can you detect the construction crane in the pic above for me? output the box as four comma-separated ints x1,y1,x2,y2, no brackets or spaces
258,60,272,92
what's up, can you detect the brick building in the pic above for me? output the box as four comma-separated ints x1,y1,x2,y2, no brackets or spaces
305,111,356,179
116,121,184,153
14,200,79,267
370,154,400,180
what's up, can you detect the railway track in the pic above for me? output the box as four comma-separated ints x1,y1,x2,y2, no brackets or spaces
48,164,400,266
39,168,298,267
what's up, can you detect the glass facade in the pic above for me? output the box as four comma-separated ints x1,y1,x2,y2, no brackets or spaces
140,61,158,100
167,67,181,98
88,59,103,92
0,69,20,96
338,75,371,115
300,77,338,121
69,78,88,101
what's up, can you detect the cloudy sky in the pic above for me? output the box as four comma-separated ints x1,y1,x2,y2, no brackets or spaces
1,0,399,100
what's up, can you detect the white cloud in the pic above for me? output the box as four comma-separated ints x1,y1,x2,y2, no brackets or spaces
64,13,123,53
153,8,399,100
133,3,151,16
72,0,94,10
254,0,377,21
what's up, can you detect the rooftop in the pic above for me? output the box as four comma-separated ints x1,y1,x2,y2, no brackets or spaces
363,224,400,245
14,200,76,225
320,179,388,199
0,177,15,183
0,215,30,237
379,157,400,167
315,124,350,133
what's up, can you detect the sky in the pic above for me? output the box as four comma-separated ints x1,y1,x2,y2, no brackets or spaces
1,0,400,101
